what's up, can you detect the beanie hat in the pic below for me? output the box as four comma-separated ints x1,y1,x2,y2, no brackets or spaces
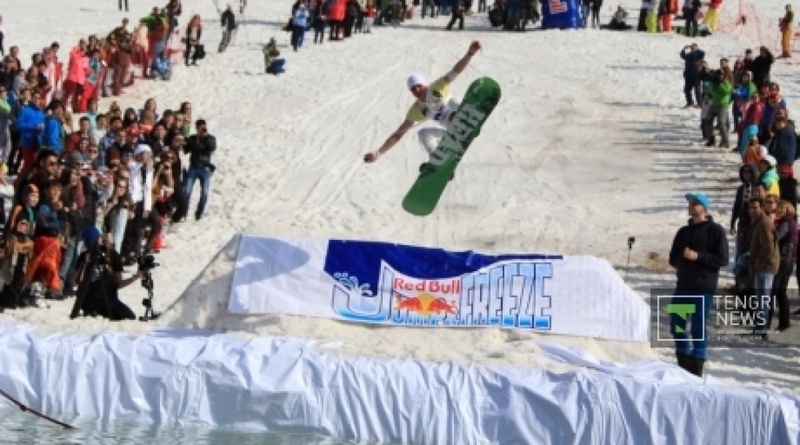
406,73,426,90
82,226,101,247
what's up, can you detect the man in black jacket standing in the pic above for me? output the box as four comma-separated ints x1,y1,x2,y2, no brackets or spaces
219,5,237,53
184,119,216,221
668,192,729,377
679,43,704,108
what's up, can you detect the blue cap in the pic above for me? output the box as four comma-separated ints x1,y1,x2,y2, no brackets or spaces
685,192,711,210
82,226,101,247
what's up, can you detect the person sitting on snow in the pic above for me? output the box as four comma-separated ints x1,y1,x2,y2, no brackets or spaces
150,49,173,81
606,5,631,30
263,37,285,75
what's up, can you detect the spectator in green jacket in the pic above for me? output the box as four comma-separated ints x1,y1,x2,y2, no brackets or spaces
704,69,732,148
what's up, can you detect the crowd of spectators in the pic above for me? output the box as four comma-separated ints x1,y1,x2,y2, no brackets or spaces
678,36,797,339
0,0,217,318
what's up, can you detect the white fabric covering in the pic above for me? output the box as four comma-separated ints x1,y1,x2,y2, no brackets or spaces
0,323,796,444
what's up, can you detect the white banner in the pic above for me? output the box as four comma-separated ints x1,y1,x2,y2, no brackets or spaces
229,236,650,343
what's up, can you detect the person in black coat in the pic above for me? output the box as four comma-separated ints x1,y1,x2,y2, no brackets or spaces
682,0,701,37
730,163,760,260
769,116,797,167
72,228,140,321
668,192,729,377
750,46,775,88
219,5,237,53
344,0,361,38
446,0,466,30
680,43,705,107
183,119,217,220
777,165,798,209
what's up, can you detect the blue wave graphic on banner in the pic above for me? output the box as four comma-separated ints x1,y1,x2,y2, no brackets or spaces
324,240,562,287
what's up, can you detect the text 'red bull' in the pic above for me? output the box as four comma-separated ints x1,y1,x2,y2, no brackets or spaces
392,277,461,294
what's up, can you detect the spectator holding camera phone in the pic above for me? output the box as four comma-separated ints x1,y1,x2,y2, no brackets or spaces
183,119,216,221
121,144,162,265
680,43,704,108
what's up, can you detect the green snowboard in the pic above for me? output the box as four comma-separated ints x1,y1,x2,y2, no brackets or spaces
401,77,501,216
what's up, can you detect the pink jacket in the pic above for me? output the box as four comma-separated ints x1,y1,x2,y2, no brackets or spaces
66,46,90,85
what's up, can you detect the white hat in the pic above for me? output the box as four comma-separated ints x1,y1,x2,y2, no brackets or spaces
763,154,777,167
133,144,152,157
406,73,426,90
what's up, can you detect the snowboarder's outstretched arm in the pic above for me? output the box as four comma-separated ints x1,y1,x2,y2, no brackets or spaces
364,119,415,163
445,41,481,83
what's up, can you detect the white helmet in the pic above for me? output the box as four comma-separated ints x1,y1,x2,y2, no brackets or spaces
406,73,426,90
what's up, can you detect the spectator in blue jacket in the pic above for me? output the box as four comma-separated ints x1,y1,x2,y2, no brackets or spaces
42,101,64,154
291,3,309,52
680,43,705,107
150,49,173,81
14,91,45,179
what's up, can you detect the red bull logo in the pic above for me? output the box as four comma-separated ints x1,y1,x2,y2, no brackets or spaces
394,292,457,316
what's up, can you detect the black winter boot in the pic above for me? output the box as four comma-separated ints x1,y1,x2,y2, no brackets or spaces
676,353,692,372
691,358,706,377
685,356,705,377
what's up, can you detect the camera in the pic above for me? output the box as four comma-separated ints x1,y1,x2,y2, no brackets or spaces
137,254,159,292
138,254,160,271
90,243,109,265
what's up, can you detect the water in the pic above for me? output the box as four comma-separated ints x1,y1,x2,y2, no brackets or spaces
0,407,362,445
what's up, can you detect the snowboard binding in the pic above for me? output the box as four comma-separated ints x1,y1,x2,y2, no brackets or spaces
419,163,454,180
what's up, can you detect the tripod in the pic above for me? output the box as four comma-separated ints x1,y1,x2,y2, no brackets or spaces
625,236,635,282
139,272,160,321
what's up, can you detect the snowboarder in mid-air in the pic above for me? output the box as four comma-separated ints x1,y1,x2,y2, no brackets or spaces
363,40,482,168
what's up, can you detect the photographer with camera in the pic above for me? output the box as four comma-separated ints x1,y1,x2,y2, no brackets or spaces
71,227,140,320
183,119,216,221
680,43,704,108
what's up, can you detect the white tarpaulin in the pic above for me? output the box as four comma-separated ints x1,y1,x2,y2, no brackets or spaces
0,323,797,444
228,236,651,343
